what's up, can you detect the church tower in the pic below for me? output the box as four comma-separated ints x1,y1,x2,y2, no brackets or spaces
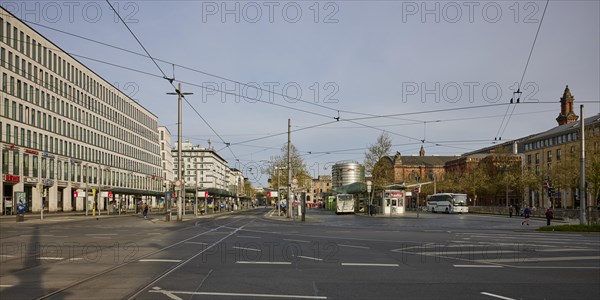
556,85,579,126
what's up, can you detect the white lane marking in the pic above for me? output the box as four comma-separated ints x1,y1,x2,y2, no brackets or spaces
341,263,399,267
454,265,503,268
185,241,208,245
149,287,327,299
537,248,592,252
237,235,261,239
20,235,54,237
139,259,182,263
0,285,14,288
284,239,310,243
236,261,291,265
68,258,83,261
475,256,600,263
338,244,369,249
39,257,63,260
480,291,516,300
0,254,15,258
297,256,323,261
85,233,118,236
420,250,519,255
233,246,261,252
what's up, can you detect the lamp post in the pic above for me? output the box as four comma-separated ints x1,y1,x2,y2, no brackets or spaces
366,180,372,216
168,83,192,222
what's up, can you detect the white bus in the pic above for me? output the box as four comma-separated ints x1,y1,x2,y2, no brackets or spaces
336,194,355,214
426,193,469,213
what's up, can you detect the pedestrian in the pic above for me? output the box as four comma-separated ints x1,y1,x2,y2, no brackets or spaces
509,205,513,218
545,207,554,226
143,203,149,219
521,206,531,226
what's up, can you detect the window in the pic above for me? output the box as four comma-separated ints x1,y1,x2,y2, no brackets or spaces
32,155,38,177
41,157,47,178
547,151,552,163
2,149,8,174
23,154,29,176
556,149,561,161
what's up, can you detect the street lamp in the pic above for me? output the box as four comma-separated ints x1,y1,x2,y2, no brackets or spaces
167,83,192,222
366,180,372,216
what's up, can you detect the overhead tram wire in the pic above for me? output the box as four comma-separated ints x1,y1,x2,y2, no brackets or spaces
11,37,577,157
20,18,424,124
105,0,239,161
497,0,550,140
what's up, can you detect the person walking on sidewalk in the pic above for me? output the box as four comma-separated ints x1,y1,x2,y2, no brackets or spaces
545,207,554,226
521,206,531,225
143,203,149,219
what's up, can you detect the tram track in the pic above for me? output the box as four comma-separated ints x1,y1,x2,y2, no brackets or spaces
30,210,264,299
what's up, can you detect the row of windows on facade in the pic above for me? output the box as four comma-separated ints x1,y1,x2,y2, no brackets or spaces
1,120,160,178
1,149,162,191
2,65,160,162
524,127,600,152
0,17,157,132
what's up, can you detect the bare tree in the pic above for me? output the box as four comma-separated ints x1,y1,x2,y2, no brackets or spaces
364,132,392,176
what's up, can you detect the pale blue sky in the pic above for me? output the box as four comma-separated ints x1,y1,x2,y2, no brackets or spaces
3,0,599,185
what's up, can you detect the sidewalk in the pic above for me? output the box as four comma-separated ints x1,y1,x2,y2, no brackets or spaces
0,208,242,224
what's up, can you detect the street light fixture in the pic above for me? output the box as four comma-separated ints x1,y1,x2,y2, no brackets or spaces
167,83,193,222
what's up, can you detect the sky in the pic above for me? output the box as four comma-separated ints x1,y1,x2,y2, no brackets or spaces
2,0,599,186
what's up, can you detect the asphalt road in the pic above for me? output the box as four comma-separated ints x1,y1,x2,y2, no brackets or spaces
0,208,598,300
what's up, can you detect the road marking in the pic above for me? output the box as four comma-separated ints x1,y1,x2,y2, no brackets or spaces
297,256,323,261
236,261,291,265
86,233,117,236
475,256,600,263
185,241,208,245
68,258,83,261
480,292,515,300
20,235,54,237
39,257,63,260
0,285,14,288
421,250,519,255
454,265,503,268
0,254,15,258
139,259,182,263
233,246,261,252
149,287,327,299
284,239,310,243
537,248,592,252
341,263,399,267
237,235,261,239
338,244,369,249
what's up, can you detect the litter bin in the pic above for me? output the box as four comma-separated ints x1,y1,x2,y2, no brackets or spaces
16,214,24,222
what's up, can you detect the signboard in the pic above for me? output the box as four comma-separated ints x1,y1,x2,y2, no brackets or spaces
197,191,209,198
15,192,27,214
268,191,278,198
384,191,404,198
74,191,86,197
3,174,20,183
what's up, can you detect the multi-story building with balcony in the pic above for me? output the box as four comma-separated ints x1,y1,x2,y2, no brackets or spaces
1,7,163,213
158,126,174,191
172,140,229,190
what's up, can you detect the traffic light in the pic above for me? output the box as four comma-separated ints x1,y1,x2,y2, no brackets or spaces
547,187,554,197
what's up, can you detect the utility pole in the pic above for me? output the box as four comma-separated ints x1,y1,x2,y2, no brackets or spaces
168,83,192,222
579,105,586,225
287,119,292,219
